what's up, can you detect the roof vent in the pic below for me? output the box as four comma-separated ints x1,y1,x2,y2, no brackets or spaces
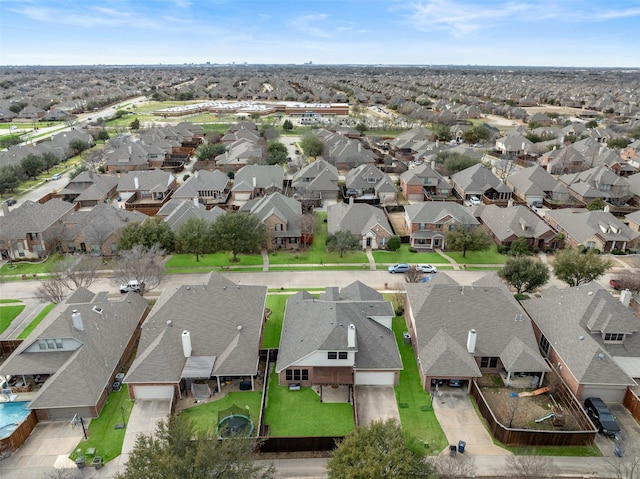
92,306,103,314
167,320,173,327
72,310,84,332
237,325,243,331
598,353,605,361
578,335,584,340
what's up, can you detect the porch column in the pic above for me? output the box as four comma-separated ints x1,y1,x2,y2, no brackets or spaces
506,371,512,386
216,376,221,394
251,376,254,391
539,372,545,387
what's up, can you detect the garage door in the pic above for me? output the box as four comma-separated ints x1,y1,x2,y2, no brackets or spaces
133,385,174,400
355,371,395,386
581,387,625,404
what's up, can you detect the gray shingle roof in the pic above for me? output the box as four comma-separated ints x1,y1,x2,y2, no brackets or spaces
477,204,555,242
118,170,175,193
173,170,229,199
404,201,479,227
0,199,75,241
125,273,266,384
327,203,392,237
232,164,284,191
451,163,511,195
545,209,639,244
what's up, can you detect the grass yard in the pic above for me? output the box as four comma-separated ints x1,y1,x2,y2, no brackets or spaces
0,255,62,276
445,246,507,265
372,245,449,265
69,386,135,464
17,303,55,339
0,301,26,334
392,316,448,455
264,371,354,437
180,392,262,435
165,252,264,269
262,294,288,348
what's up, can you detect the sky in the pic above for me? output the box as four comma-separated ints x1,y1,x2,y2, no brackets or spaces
1,0,639,68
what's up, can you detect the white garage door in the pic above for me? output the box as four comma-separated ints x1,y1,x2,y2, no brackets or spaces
355,371,395,386
581,387,625,404
133,385,174,400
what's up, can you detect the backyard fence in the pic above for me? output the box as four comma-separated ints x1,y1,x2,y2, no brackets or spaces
623,388,640,423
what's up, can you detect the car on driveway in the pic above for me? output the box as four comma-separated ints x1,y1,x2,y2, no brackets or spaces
610,279,622,290
584,397,621,437
4,198,17,206
416,264,437,273
388,263,410,274
448,379,464,388
469,196,481,206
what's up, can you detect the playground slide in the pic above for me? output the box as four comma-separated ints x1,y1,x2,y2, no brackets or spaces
535,412,554,423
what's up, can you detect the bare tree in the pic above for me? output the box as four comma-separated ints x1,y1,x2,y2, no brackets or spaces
112,243,166,294
405,266,423,283
35,279,67,304
606,445,640,479
433,454,476,478
493,157,519,181
83,222,114,256
300,213,314,248
66,256,101,289
505,454,559,478
389,281,406,315
42,469,82,479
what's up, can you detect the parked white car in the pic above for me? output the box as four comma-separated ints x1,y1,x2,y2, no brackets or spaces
469,196,481,206
120,280,143,293
416,264,438,273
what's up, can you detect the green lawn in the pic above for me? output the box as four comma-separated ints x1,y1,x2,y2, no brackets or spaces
392,316,448,455
372,245,449,265
69,386,135,464
0,255,62,276
17,303,55,339
446,245,507,265
262,294,288,348
165,252,264,269
0,299,22,304
179,392,262,435
264,371,354,437
0,302,26,334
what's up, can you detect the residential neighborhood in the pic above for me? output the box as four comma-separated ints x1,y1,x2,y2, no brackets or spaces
1,63,640,479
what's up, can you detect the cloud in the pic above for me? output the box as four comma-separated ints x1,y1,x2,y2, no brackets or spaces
404,0,534,35
290,13,335,38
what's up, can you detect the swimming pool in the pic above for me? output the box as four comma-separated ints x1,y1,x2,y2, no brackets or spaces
0,401,30,439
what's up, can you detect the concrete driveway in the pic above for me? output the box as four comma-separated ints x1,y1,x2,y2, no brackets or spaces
432,388,510,456
593,403,640,457
355,386,400,426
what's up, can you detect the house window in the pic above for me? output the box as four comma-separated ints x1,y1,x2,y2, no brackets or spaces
586,241,596,250
17,242,25,257
327,351,338,360
47,339,56,349
367,177,377,183
275,224,283,231
480,357,498,368
285,369,309,381
448,225,457,231
539,335,550,356
435,223,442,230
30,233,38,240
600,183,611,191
418,223,426,230
111,244,118,254
38,340,47,350
339,352,348,359
68,242,76,252
604,333,624,342
55,339,63,349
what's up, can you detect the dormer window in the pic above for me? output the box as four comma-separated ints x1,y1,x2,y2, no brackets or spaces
603,333,624,342
367,177,377,184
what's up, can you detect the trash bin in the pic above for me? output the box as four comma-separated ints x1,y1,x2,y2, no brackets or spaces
458,440,466,454
403,332,411,345
449,445,457,457
75,456,85,469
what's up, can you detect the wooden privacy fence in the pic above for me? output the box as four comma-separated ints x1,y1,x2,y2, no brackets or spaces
623,388,640,422
259,436,341,453
470,380,596,447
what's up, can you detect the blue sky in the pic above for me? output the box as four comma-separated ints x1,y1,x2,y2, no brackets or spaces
1,0,639,67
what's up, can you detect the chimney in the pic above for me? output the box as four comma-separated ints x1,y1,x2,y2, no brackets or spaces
349,195,354,205
182,330,192,358
252,176,256,188
134,176,139,189
72,310,84,331
347,324,356,348
467,329,477,353
507,199,514,208
620,289,632,308
193,197,199,208
431,160,436,170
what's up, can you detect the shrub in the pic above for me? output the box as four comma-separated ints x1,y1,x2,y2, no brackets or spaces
408,247,417,253
514,293,530,301
387,236,401,251
497,245,508,254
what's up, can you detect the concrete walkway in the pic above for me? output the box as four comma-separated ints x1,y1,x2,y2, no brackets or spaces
431,388,510,456
365,247,376,271
261,249,269,272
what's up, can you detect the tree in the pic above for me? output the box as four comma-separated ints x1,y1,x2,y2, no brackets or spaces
431,123,451,141
445,226,491,257
117,218,175,252
607,137,630,149
196,142,226,162
175,217,211,261
498,256,550,294
386,235,401,252
613,272,640,293
41,151,59,171
210,212,266,261
300,133,324,158
605,445,640,479
0,164,26,196
432,454,475,478
509,237,532,256
35,278,67,304
96,129,110,141
327,419,437,479
462,125,490,144
42,469,82,479
586,198,606,211
435,151,479,176
130,118,140,130
265,141,288,165
260,124,280,141
282,119,293,131
493,157,518,181
21,154,46,179
552,247,613,287
68,139,90,156
327,230,359,258
355,122,367,135
585,119,599,128
405,266,423,283
505,454,559,478
114,414,274,479
113,244,166,295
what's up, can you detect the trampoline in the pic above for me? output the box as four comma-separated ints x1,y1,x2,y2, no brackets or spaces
216,404,254,438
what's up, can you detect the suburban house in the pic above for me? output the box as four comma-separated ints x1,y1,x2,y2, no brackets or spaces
103,141,166,173
276,281,401,387
400,162,452,201
450,163,512,204
539,146,587,175
291,159,340,201
0,199,76,260
231,164,284,203
389,127,433,158
404,274,550,392
215,138,264,172
327,202,393,250
59,203,147,256
318,130,377,170
220,121,261,145
626,210,640,233
124,273,267,401
117,170,177,216
521,283,639,403
544,208,639,253
506,165,571,206
158,199,225,230
55,171,119,208
559,166,632,207
404,201,479,250
344,164,397,203
240,192,303,250
172,169,230,207
0,288,148,420
475,204,560,251
495,135,534,157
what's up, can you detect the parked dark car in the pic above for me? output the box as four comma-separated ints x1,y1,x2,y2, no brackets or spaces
448,379,464,388
584,397,620,437
4,198,17,206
